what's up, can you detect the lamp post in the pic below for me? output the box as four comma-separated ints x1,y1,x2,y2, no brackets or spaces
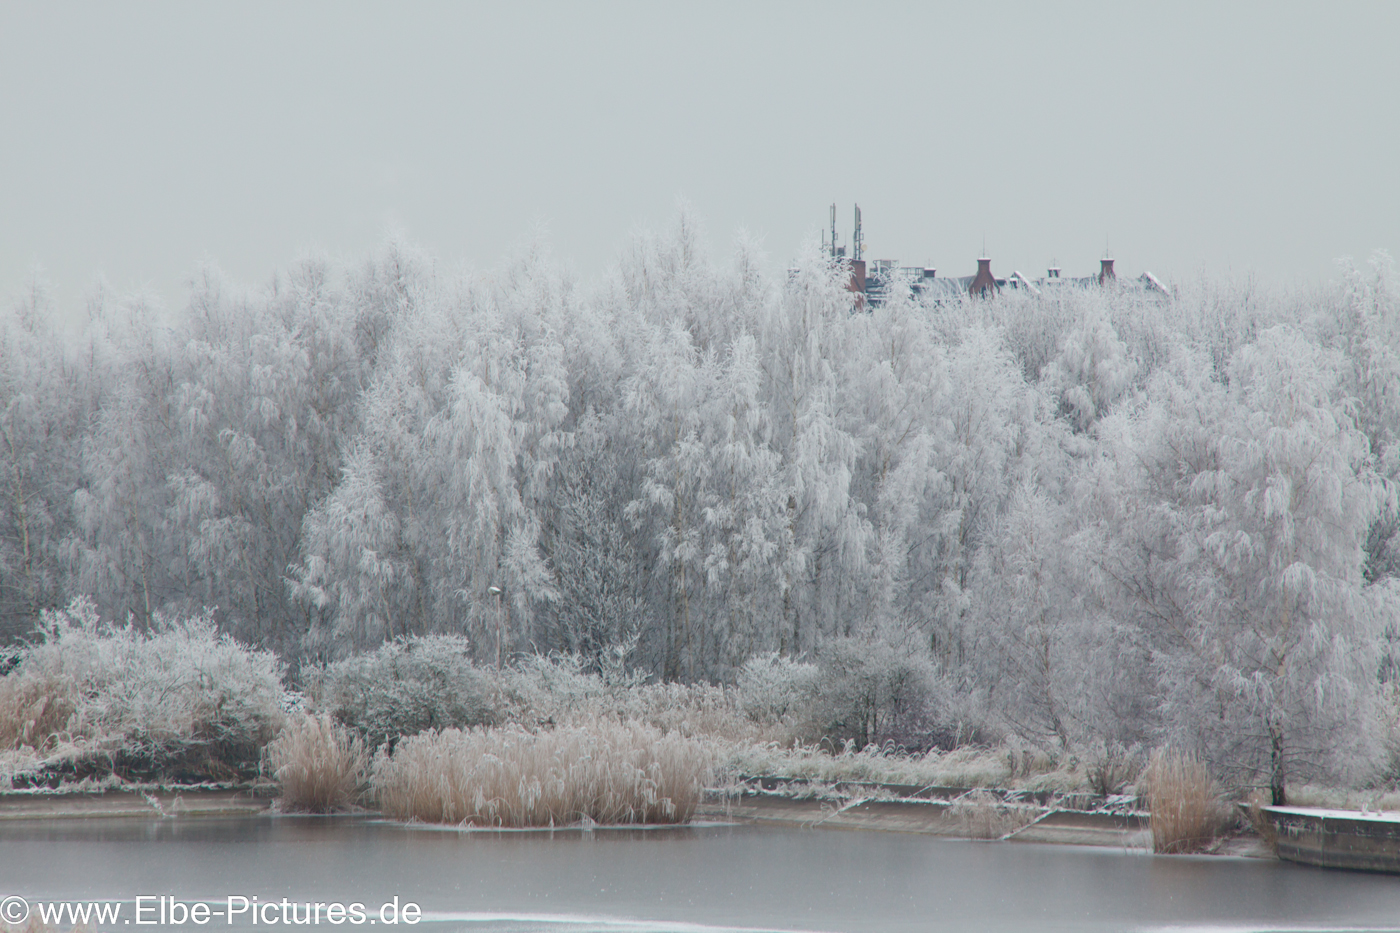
488,586,504,669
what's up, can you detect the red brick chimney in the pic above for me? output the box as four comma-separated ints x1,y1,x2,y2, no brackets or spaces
847,259,866,309
1099,257,1116,286
969,256,998,298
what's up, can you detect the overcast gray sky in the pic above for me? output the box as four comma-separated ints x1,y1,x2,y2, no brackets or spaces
3,1,1398,317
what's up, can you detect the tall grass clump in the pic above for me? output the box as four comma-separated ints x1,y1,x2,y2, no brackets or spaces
1144,748,1229,853
0,667,76,752
269,713,367,812
947,789,1041,839
372,721,715,826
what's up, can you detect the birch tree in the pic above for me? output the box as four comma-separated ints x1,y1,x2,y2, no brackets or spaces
1098,329,1390,800
0,277,89,637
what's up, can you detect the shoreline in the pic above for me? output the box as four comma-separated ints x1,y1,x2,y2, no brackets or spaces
702,787,1269,859
0,787,275,821
0,781,1272,862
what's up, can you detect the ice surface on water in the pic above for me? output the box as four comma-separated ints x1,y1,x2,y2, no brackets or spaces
7,819,1400,933
418,914,832,933
1136,926,1400,932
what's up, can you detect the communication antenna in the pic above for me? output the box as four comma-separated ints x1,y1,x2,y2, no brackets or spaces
830,204,838,261
853,204,863,262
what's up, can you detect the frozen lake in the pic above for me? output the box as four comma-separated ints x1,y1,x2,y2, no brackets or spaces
3,815,1400,933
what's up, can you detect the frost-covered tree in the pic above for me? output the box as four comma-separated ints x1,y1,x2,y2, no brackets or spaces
536,413,648,667
0,275,90,638
65,296,180,631
1331,252,1400,587
166,262,367,651
969,484,1152,752
12,210,1400,791
1040,306,1139,434
293,245,564,658
1092,329,1391,800
759,247,867,657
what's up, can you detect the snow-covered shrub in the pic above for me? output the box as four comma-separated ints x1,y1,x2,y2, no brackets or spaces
1,597,285,782
617,680,752,740
814,637,946,749
498,654,761,742
496,651,612,725
308,635,498,751
269,713,367,812
736,653,822,738
311,643,773,751
1082,739,1148,797
722,740,1103,792
372,721,715,826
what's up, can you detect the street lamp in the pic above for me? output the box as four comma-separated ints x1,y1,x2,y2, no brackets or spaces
488,586,504,669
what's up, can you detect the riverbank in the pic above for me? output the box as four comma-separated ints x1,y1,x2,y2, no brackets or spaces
0,779,1271,861
0,786,275,820
699,779,1273,858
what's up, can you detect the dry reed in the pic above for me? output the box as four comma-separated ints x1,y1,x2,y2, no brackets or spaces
1144,748,1228,853
372,721,715,827
947,789,1041,839
1243,789,1278,852
0,670,75,751
269,713,367,812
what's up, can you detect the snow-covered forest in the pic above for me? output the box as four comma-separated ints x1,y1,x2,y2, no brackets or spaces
2,217,1398,797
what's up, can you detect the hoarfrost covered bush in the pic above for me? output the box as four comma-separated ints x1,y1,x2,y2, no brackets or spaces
726,741,1089,793
0,598,284,781
306,635,497,751
269,712,367,812
1082,739,1148,797
814,637,947,749
372,721,715,826
494,653,748,739
495,650,630,725
735,653,822,739
309,638,772,750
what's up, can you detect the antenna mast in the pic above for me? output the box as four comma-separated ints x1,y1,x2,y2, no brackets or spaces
853,204,863,262
829,204,838,260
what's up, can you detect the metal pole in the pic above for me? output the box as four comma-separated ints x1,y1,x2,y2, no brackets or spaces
488,586,503,669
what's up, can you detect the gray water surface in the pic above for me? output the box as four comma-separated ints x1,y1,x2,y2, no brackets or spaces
2,816,1398,933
